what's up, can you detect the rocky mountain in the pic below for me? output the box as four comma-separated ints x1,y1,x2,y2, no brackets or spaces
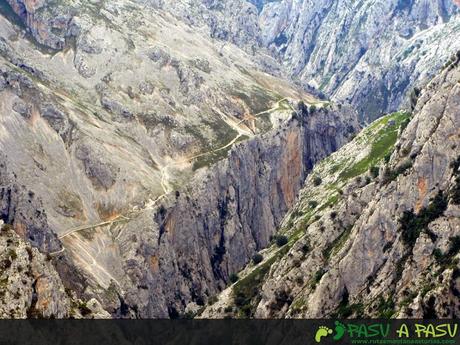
202,51,460,319
0,0,459,319
258,0,460,121
151,0,460,121
0,219,110,318
0,0,359,318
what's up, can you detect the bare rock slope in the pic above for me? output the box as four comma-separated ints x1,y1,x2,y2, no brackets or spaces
260,0,460,121
0,0,359,317
153,0,460,121
203,52,460,319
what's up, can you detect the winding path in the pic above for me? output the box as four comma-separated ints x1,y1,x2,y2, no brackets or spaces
56,97,294,243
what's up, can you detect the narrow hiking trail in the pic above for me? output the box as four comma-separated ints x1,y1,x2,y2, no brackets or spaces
55,97,296,247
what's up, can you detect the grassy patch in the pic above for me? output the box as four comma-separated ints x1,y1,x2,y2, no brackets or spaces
192,135,248,171
376,296,395,319
232,247,288,318
323,225,353,261
229,84,278,116
339,112,410,181
309,268,326,290
331,289,365,318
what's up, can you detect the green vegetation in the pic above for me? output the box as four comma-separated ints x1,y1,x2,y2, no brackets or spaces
399,191,448,249
192,135,249,171
331,289,364,318
290,297,308,314
376,296,395,319
369,166,380,179
450,156,460,204
308,200,318,209
323,226,353,261
310,268,326,290
252,253,264,265
229,84,279,117
313,176,323,186
78,301,92,317
229,273,240,284
275,235,288,247
232,249,287,318
339,112,411,181
301,243,310,255
381,159,413,184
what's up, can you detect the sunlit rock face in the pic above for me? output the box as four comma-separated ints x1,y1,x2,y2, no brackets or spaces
0,0,359,317
1,0,459,319
257,0,460,121
254,58,460,319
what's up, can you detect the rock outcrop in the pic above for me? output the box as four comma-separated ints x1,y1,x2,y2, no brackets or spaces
5,0,74,50
205,51,460,319
0,220,110,318
147,104,356,317
258,0,460,121
0,0,357,318
0,220,70,318
146,0,460,121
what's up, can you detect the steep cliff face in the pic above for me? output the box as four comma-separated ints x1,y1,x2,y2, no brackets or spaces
140,0,460,121
4,0,74,50
259,0,460,121
0,0,359,318
203,52,460,319
154,103,356,317
58,103,357,318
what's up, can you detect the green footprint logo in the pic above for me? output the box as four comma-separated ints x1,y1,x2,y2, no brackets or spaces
315,326,333,343
333,321,346,341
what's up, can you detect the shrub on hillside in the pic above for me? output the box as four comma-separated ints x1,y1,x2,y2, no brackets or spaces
369,166,380,179
313,176,322,186
308,200,318,209
252,253,263,265
229,273,239,284
276,235,288,247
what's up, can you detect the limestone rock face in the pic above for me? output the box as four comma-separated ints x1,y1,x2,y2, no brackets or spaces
5,0,73,50
258,0,460,121
5,0,460,121
0,0,358,318
0,221,70,318
143,0,262,52
1,0,459,320
253,57,460,318
147,0,460,121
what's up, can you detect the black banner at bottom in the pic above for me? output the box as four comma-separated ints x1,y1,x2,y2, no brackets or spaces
0,320,458,345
